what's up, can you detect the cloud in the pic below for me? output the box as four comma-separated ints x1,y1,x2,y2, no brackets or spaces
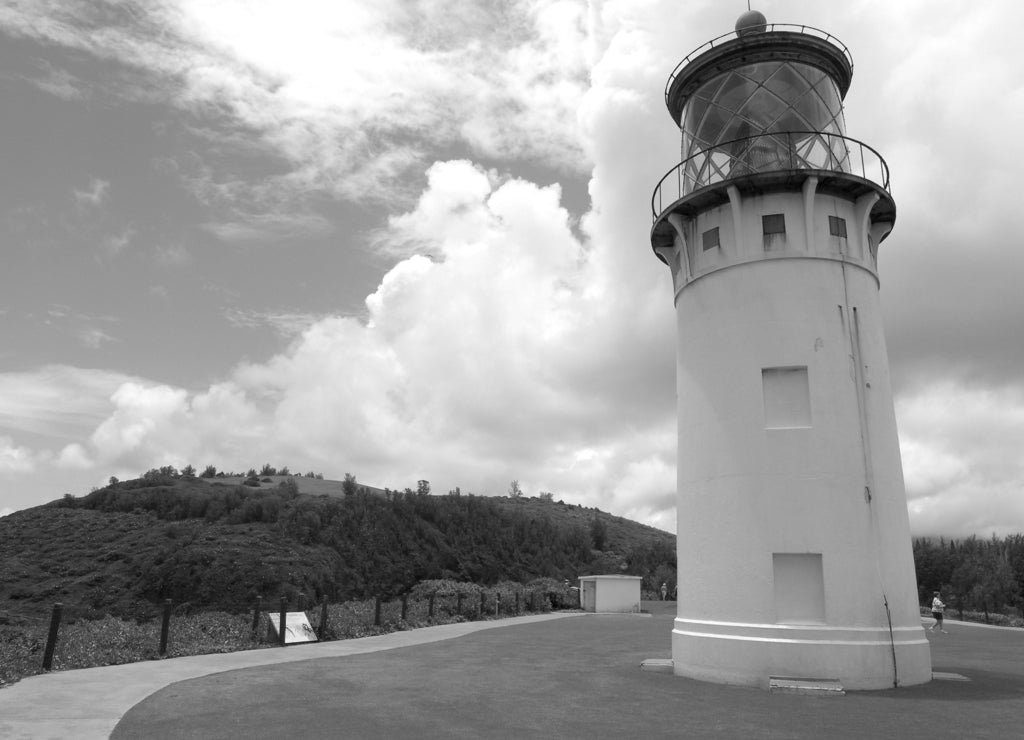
78,327,118,350
0,365,138,438
898,380,1024,537
26,59,87,100
0,436,38,474
201,212,333,244
88,382,194,467
153,243,191,267
73,177,109,209
41,306,120,350
101,228,134,257
57,443,92,469
1,0,592,219
16,157,675,526
224,309,327,338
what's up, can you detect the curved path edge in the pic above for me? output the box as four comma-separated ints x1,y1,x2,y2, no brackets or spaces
0,612,583,740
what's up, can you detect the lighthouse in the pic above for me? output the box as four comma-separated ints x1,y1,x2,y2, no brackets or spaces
650,11,932,689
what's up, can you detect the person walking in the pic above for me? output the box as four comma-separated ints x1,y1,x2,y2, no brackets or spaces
930,592,948,633
660,582,668,601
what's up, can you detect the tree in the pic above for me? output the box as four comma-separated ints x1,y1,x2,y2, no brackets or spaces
342,473,358,496
651,564,678,599
590,515,608,551
950,548,1020,622
201,465,217,478
417,480,431,496
509,480,523,498
913,537,956,603
279,466,290,476
181,464,196,478
539,491,554,503
259,463,277,476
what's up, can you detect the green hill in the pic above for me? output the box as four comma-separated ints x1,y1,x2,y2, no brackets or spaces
0,474,675,624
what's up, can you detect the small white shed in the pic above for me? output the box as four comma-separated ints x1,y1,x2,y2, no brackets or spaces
578,575,642,613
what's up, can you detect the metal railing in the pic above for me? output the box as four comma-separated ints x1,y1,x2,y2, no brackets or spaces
651,131,889,221
665,24,854,105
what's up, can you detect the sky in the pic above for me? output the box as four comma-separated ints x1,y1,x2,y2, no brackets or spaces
1,0,1022,538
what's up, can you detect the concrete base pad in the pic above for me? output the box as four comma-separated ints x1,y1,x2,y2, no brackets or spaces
769,677,846,696
640,658,674,673
932,672,970,681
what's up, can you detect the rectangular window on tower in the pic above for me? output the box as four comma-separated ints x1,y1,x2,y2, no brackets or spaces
773,553,826,624
762,213,786,251
702,227,720,251
829,215,847,238
762,366,811,428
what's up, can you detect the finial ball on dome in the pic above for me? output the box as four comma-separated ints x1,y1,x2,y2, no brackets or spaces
736,9,768,36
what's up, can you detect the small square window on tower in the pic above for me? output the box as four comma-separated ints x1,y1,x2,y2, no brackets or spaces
762,214,786,235
702,227,720,251
829,215,847,238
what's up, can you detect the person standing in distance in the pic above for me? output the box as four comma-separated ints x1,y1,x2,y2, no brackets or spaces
930,592,948,633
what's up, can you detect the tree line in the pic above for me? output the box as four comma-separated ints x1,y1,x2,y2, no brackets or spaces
913,535,1024,621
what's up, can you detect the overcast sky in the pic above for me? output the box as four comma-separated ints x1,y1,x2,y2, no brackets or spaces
1,0,1022,537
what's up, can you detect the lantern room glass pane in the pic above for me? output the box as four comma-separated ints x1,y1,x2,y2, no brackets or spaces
680,61,846,162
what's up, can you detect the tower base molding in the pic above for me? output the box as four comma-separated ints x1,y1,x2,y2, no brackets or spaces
672,618,931,690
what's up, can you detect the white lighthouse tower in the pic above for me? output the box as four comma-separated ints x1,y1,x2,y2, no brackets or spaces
650,11,932,690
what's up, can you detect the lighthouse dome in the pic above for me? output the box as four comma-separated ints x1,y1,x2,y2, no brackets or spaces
735,10,767,36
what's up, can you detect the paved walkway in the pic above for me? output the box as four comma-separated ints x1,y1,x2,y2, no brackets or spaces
0,613,578,740
2,606,1023,739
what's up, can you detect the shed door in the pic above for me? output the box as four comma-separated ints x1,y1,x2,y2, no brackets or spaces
582,582,596,612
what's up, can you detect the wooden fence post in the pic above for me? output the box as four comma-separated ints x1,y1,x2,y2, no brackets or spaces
317,595,329,640
515,591,520,615
42,603,63,671
278,596,288,646
494,593,500,616
374,597,382,627
159,599,172,656
251,595,263,640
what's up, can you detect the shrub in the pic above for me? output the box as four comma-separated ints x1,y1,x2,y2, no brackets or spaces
409,579,482,599
0,624,46,688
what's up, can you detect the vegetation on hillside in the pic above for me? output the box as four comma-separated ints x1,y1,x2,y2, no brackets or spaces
0,472,675,624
